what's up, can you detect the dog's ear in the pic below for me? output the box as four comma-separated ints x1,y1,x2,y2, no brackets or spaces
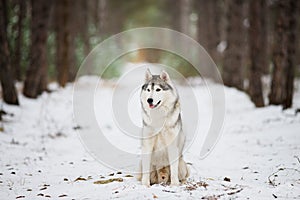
145,68,152,81
160,70,170,82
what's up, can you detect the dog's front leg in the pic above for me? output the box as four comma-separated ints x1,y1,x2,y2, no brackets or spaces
141,137,155,187
168,143,180,186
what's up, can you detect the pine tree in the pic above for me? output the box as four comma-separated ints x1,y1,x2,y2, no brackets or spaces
269,0,298,109
248,0,265,107
222,0,244,90
0,0,19,105
23,0,52,98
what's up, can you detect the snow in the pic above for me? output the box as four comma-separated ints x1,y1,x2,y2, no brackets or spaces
217,41,227,53
1,74,300,200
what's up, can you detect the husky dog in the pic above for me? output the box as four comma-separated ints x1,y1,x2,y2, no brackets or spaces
139,69,189,186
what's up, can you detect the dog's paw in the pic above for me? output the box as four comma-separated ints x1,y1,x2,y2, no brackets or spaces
136,173,142,181
171,178,180,186
142,177,150,187
142,181,150,187
170,183,180,187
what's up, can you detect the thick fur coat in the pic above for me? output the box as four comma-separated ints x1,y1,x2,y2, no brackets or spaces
138,69,189,186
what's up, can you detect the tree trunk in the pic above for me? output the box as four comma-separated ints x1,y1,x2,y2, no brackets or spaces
81,0,90,57
165,0,180,31
23,0,51,98
269,0,298,109
248,0,265,107
55,0,71,87
12,0,26,81
179,0,190,35
196,0,209,51
67,29,76,82
104,0,124,37
96,0,107,39
260,0,269,75
222,0,244,90
285,2,299,109
196,0,221,65
0,0,19,105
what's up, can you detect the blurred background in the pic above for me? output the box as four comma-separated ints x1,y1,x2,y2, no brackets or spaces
0,0,299,108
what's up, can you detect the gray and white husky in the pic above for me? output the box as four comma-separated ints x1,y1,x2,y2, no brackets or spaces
138,69,189,186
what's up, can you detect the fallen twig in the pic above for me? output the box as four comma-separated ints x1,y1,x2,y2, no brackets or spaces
93,178,123,184
162,189,176,193
268,167,300,186
227,188,243,195
202,188,243,200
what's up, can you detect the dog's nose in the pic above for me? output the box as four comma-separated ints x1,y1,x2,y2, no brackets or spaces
147,98,153,104
162,176,165,179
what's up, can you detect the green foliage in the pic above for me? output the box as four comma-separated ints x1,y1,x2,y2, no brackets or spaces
124,0,166,29
47,32,56,80
75,37,86,70
8,0,299,83
89,23,102,48
4,0,200,81
98,48,199,79
160,51,199,78
6,1,31,80
101,59,122,79
20,12,30,79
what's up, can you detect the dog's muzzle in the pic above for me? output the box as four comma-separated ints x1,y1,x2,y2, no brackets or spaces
147,98,161,109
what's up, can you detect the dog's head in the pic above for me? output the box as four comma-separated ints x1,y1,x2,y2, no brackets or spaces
141,69,175,110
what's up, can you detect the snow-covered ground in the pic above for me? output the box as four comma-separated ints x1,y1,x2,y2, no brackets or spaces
0,75,300,200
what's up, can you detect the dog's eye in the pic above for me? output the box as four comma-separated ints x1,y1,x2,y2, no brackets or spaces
147,89,150,92
156,88,161,92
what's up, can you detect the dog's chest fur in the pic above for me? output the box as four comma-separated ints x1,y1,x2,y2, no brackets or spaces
148,109,166,130
146,108,181,168
151,131,171,167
